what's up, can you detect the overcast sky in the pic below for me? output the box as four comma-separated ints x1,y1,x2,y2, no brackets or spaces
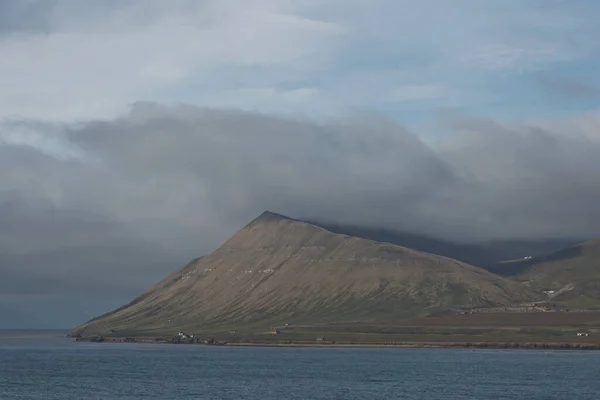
2,0,600,329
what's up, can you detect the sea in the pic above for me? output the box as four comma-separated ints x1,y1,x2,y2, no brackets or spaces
1,331,599,400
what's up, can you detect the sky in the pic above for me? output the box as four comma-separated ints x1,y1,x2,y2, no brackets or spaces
2,0,600,329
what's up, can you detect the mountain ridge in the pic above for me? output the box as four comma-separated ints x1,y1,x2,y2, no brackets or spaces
69,211,539,337
303,220,579,271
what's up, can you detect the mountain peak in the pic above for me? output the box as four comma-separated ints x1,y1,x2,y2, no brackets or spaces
254,210,295,223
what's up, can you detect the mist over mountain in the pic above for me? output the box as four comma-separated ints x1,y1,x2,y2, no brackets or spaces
306,221,578,270
3,104,600,327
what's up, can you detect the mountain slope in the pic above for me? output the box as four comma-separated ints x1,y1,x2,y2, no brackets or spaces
69,212,538,337
513,239,600,308
307,222,578,271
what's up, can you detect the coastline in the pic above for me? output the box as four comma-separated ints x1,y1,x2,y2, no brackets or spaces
72,336,600,350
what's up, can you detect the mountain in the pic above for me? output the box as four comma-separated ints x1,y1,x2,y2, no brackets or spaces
509,239,600,309
69,212,538,337
306,222,578,271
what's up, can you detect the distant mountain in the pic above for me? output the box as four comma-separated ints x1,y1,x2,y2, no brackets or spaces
508,239,600,309
69,212,538,337
307,222,578,271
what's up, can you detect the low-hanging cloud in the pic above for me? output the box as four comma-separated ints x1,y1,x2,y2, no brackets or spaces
2,103,600,327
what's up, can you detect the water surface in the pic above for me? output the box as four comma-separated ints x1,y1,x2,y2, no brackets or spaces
1,332,599,399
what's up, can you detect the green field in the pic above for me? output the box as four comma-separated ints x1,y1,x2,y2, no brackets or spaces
86,311,600,349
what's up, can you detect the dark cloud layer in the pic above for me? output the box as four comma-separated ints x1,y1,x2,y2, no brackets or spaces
2,103,600,328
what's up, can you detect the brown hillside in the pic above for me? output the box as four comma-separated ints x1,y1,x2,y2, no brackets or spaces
69,212,538,337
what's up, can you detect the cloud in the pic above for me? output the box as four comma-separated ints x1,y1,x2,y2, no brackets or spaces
3,104,600,327
465,44,561,72
537,76,600,99
1,0,596,122
0,0,344,121
390,84,447,103
4,103,598,247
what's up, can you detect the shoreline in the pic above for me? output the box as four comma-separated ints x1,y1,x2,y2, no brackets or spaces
71,337,600,350
224,342,600,350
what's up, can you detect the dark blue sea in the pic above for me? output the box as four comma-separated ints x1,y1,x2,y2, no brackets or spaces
1,331,599,399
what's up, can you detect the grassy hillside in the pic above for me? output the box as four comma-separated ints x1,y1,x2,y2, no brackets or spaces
69,212,539,337
511,239,600,309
